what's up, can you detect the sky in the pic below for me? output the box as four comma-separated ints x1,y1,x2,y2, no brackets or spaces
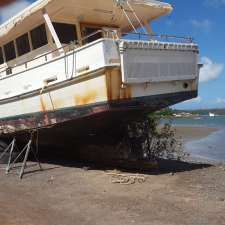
0,0,225,110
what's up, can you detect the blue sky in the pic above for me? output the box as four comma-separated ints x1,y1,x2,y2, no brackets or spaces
152,0,225,109
0,0,225,109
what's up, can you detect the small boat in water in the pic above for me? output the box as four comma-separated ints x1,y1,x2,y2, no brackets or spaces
0,0,200,148
209,113,215,117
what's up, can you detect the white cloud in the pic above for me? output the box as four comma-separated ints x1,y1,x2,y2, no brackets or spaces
190,19,212,32
216,98,225,104
0,0,30,23
184,96,202,104
204,0,225,8
200,57,224,82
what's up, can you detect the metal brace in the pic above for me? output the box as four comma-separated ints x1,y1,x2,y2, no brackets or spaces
0,138,16,170
5,136,42,179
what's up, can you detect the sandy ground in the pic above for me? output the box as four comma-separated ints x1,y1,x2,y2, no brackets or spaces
0,126,225,225
174,126,218,142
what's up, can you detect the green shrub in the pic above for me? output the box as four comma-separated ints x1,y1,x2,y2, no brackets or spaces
124,113,185,161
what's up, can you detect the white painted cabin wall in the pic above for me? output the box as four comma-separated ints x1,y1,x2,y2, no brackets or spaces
0,39,120,100
0,74,108,119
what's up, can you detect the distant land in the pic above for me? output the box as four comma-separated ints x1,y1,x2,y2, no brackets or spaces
173,108,225,116
156,108,225,118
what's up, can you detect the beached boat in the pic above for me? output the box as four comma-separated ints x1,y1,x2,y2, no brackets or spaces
0,0,200,148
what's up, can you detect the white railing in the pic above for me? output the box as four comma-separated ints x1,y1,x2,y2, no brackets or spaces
0,42,78,78
0,30,195,78
122,32,194,43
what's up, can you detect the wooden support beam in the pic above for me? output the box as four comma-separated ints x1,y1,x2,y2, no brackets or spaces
42,8,62,50
75,20,82,46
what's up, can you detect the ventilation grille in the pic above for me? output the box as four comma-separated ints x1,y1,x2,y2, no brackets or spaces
120,41,199,83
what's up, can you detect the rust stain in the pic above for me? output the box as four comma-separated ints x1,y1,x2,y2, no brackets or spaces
119,85,132,100
40,96,46,112
43,114,50,126
124,85,132,99
191,80,198,91
105,70,112,101
39,95,51,126
52,99,65,109
75,90,98,106
105,69,131,102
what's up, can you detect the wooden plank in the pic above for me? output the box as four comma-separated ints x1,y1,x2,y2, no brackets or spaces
42,8,62,50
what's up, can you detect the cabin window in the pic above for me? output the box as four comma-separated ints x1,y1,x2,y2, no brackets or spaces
4,41,16,62
30,24,48,49
0,47,4,64
16,33,30,56
53,22,77,44
81,26,103,44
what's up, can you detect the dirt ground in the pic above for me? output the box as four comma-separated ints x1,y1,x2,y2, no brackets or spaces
0,159,225,225
0,126,224,225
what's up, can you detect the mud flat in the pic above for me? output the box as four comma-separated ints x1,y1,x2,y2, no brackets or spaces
174,125,219,142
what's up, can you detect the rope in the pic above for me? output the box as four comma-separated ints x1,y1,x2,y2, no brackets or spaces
107,172,146,185
115,0,148,34
122,8,138,33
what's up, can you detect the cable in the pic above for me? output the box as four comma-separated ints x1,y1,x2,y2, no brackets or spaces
122,8,137,33
115,0,147,34
126,0,148,34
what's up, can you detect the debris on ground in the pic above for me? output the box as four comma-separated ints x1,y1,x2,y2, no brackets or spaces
82,166,90,171
47,176,54,183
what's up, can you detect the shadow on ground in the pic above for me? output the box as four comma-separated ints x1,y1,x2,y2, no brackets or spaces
1,143,212,177
33,147,212,176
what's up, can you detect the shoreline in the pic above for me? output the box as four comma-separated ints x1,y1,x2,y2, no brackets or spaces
174,125,219,142
174,125,224,165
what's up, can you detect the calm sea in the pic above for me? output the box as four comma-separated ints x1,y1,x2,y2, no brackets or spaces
171,115,225,128
164,116,225,163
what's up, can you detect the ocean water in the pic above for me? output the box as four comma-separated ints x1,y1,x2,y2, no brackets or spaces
185,129,225,163
170,116,225,163
170,115,225,128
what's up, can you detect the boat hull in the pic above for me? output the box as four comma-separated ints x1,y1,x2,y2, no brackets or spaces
0,90,197,147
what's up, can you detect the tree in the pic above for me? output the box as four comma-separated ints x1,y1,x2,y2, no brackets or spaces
123,112,185,161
